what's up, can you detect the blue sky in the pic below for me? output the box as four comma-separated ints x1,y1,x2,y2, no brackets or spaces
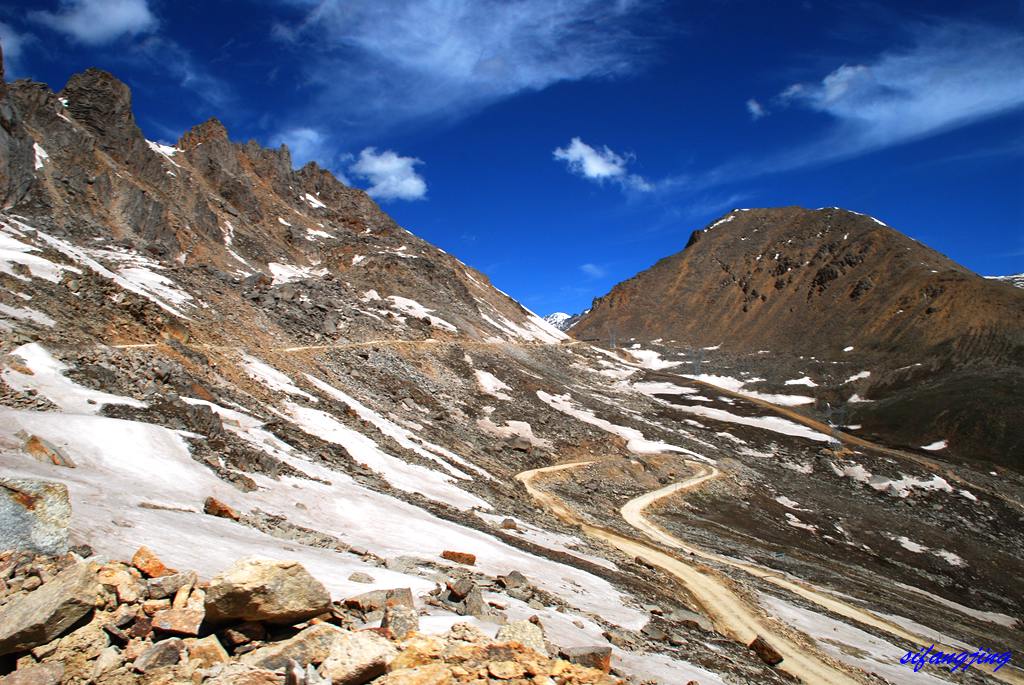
2,0,1022,315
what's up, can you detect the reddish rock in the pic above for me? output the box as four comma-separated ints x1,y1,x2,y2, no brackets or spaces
440,550,476,566
0,662,64,685
131,547,174,579
204,497,240,521
151,608,204,636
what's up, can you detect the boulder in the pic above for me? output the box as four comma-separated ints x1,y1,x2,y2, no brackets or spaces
186,635,230,668
204,497,240,521
0,561,100,656
377,664,452,685
204,663,284,685
131,547,174,579
318,631,396,683
151,607,204,636
23,436,75,468
380,604,419,640
147,571,198,600
0,479,71,555
0,662,65,685
240,623,345,670
205,558,331,624
495,620,547,656
344,588,413,614
560,645,612,674
133,638,185,673
440,550,475,566
749,635,784,666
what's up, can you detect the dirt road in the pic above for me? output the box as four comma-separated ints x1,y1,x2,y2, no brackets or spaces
519,460,1024,684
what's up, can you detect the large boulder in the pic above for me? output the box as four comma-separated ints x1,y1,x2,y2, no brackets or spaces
0,479,71,555
204,558,331,624
0,561,100,656
318,631,397,682
240,623,346,670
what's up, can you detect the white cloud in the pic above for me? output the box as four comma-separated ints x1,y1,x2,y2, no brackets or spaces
580,263,606,278
0,22,29,75
746,98,766,120
553,137,652,192
271,127,326,167
272,0,655,138
30,0,156,45
776,22,1024,159
349,147,426,201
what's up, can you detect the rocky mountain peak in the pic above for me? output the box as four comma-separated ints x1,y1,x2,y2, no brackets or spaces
59,68,141,157
178,117,230,151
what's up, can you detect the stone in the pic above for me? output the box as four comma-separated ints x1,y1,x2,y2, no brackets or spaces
347,572,373,584
560,645,612,674
459,587,487,618
133,638,185,672
497,571,528,590
749,635,783,666
220,622,265,647
96,566,144,604
495,620,547,656
205,558,331,624
131,547,174,579
670,608,713,632
186,635,230,668
0,662,64,685
204,497,240,521
0,479,71,555
440,550,475,566
147,571,197,600
0,561,100,656
445,578,474,602
318,631,396,683
22,436,75,468
344,588,413,613
92,646,124,678
487,661,524,679
240,623,345,671
499,518,518,530
151,608,204,636
380,604,419,640
204,663,284,685
640,622,668,642
376,664,451,685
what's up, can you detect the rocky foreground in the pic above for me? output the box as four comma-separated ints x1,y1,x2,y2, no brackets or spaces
0,547,641,685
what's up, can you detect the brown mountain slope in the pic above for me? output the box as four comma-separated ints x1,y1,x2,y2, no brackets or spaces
571,206,1024,467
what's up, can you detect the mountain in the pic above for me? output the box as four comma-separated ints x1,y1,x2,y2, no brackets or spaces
987,273,1024,289
543,311,585,331
571,206,1024,468
3,60,1024,685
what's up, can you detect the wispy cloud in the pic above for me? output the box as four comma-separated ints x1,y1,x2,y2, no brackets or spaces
773,22,1024,165
131,35,232,109
0,21,30,76
746,98,766,120
272,0,657,139
553,137,653,192
580,263,606,278
349,147,427,201
30,0,156,45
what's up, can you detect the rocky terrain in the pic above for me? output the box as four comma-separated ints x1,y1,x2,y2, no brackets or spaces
2,49,1023,685
570,207,1024,468
0,547,623,685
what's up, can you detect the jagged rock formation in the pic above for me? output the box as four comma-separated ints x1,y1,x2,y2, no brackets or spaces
571,207,1024,467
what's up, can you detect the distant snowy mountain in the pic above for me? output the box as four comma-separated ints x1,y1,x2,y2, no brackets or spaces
544,311,585,331
986,273,1024,289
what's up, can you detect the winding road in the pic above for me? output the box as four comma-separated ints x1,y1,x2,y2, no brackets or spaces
518,459,1024,684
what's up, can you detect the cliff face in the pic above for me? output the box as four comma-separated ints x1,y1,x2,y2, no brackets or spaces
572,206,1024,466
